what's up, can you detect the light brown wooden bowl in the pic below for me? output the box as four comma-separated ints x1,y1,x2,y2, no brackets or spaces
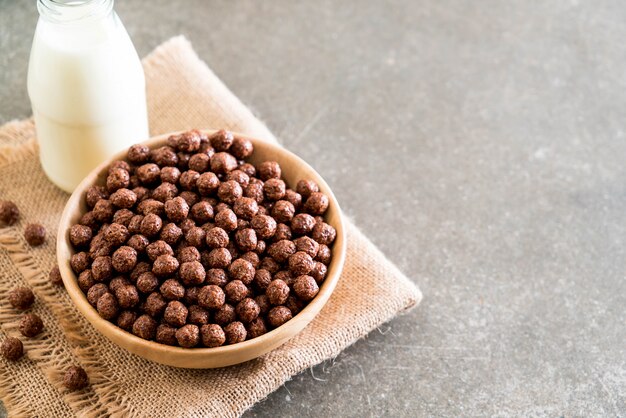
57,130,346,369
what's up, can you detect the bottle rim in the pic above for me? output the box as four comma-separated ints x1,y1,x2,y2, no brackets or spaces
37,0,114,24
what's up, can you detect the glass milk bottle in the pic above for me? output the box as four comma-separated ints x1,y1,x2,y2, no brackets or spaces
28,0,149,192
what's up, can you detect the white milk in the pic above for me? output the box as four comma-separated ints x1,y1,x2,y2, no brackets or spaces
28,0,148,192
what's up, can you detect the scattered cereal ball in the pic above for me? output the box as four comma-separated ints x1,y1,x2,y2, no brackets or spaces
218,180,243,205
160,166,181,184
235,228,257,252
87,283,108,307
309,261,328,283
239,162,256,177
146,240,173,261
24,223,46,246
69,224,92,248
85,186,108,209
284,189,302,210
255,294,270,315
207,248,232,269
70,252,90,274
258,161,281,181
189,153,210,173
236,297,260,323
215,209,237,232
136,271,159,294
201,324,226,348
164,196,189,223
188,305,210,325
177,130,202,152
190,201,214,223
179,170,200,191
151,146,178,167
312,222,336,245
176,324,200,348
293,275,319,301
91,256,113,282
288,251,314,276
266,279,290,305
49,265,63,286
19,313,44,337
1,337,24,361
128,144,150,164
132,314,157,340
104,223,129,246
290,213,316,235
247,317,268,339
268,240,296,263
267,306,292,328
136,163,161,185
210,129,234,151
214,304,236,325
224,321,247,344
117,310,137,331
8,287,35,310
230,137,253,159
274,223,292,242
316,244,332,265
198,285,225,310
164,301,189,327
160,223,183,245
115,285,140,309
296,179,319,198
138,199,165,216
210,152,237,174
197,172,220,196
184,226,206,248
140,213,163,237
206,227,229,249
228,258,255,284
106,167,130,192
160,279,185,301
179,261,206,286
206,268,228,287
233,197,258,220
110,188,137,209
153,254,180,277
224,280,248,303
144,292,167,317
177,246,201,263
0,200,19,225
63,366,89,391
155,324,178,346
271,200,295,223
97,292,119,320
152,182,178,202
263,179,286,201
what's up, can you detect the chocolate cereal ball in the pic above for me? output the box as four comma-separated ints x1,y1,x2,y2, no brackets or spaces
247,317,268,339
24,223,46,246
164,301,188,327
146,240,173,261
179,261,205,286
87,283,108,307
238,162,256,177
189,153,210,173
284,189,302,210
224,321,247,344
151,146,178,167
218,180,243,205
9,287,35,310
112,246,137,273
293,275,319,301
155,324,178,346
207,248,232,269
164,197,189,223
230,137,253,159
93,199,115,223
152,254,179,277
244,182,264,204
0,200,19,225
176,324,200,348
215,209,237,232
316,244,332,265
19,313,44,337
97,292,119,320
106,167,130,192
85,186,108,208
198,285,225,310
210,129,234,151
296,179,319,198
251,215,276,239
288,251,314,276
138,199,164,216
312,222,336,245
136,272,159,294
137,163,160,185
266,279,290,305
285,295,304,315
128,144,150,164
224,280,248,303
236,298,260,323
190,201,214,223
113,208,134,226
70,252,90,274
259,257,280,274
258,161,281,181
309,261,328,283
160,279,185,301
63,366,89,391
110,188,137,209
206,268,228,287
267,306,292,328
291,213,316,236
268,240,296,263
91,256,113,282
144,292,167,317
206,227,229,248
160,223,183,245
140,213,163,237
188,305,210,325
255,294,270,315
227,170,250,187
254,269,272,291
197,172,220,196
271,200,295,223
234,228,257,252
115,285,140,309
1,337,24,361
263,179,286,201
201,324,226,348
177,246,201,263
69,224,92,248
117,311,137,331
160,166,181,184
179,170,200,191
152,182,178,202
274,224,292,242
132,314,157,340
49,265,63,286
228,258,255,284
233,197,258,220
184,226,206,248
214,304,236,326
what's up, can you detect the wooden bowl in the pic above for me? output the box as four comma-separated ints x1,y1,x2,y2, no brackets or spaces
57,130,346,368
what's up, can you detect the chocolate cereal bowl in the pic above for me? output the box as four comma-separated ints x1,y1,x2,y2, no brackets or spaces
57,130,346,368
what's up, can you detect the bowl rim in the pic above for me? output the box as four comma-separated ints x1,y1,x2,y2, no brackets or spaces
57,129,346,366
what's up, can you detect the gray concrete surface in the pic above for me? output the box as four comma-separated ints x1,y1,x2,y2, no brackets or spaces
1,0,625,416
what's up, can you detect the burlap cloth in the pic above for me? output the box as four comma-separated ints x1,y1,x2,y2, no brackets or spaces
0,36,422,417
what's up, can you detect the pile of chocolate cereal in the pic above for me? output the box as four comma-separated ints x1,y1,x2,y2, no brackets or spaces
68,130,336,348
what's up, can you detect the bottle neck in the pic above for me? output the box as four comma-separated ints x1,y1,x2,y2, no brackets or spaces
37,0,114,24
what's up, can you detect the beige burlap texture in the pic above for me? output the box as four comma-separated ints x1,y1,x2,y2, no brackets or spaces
0,36,422,417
